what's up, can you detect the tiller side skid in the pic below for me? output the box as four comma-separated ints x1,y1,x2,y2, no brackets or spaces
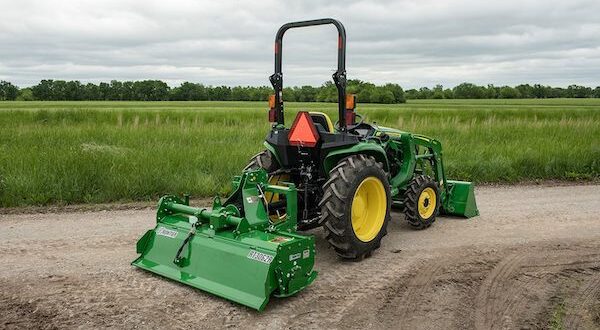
132,169,317,311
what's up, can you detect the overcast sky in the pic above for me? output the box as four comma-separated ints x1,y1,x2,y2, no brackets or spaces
1,0,599,88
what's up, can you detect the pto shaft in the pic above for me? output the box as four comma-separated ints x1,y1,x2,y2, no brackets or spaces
163,201,244,227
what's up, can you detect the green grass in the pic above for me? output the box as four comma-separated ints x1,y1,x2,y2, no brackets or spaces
549,300,566,330
0,99,599,207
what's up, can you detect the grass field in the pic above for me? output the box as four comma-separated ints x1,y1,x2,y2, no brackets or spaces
0,99,598,207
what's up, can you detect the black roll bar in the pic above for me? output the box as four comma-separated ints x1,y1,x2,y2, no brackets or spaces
269,18,348,131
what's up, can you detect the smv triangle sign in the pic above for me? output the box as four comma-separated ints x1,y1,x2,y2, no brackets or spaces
288,112,319,147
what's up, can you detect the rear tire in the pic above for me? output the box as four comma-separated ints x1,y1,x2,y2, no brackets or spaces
244,150,279,173
403,175,440,229
319,155,391,260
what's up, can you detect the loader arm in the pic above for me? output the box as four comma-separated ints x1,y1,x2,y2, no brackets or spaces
387,133,478,218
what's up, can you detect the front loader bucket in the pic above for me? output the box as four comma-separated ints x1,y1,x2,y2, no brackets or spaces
132,214,317,311
443,180,479,218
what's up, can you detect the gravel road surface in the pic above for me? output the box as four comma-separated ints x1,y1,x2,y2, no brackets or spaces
1,184,599,329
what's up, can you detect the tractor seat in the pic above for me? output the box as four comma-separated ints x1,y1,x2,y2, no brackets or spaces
309,112,334,133
314,123,328,134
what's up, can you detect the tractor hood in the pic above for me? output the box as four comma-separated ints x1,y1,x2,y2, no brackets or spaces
374,125,406,139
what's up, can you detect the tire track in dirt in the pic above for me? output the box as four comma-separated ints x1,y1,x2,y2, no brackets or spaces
474,253,528,329
330,249,497,329
473,248,600,330
563,265,600,329
255,248,421,329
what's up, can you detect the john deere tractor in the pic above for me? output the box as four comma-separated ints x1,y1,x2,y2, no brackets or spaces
132,18,478,311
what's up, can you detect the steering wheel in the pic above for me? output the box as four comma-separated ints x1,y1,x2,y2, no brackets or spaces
335,113,364,132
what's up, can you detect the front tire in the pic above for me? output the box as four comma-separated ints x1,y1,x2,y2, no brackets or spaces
319,155,391,260
403,175,440,229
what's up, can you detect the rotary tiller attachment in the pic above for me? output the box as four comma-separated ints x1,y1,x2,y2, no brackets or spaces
132,169,317,311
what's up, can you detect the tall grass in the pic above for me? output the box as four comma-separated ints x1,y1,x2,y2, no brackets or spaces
0,99,598,207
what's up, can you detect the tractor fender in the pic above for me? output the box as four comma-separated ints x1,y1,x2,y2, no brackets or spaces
263,141,282,167
323,142,389,175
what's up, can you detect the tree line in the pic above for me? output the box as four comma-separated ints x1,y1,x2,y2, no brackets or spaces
405,83,600,99
1,79,599,102
0,79,407,103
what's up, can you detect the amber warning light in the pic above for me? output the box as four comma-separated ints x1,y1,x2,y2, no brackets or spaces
288,112,319,147
345,94,357,125
346,94,356,110
268,94,277,122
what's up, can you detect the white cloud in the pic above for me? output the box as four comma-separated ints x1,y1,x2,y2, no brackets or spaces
0,0,599,87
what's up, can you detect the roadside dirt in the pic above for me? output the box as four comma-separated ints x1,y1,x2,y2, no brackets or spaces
1,184,599,329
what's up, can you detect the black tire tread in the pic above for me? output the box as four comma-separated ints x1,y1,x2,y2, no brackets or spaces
244,150,279,173
402,174,440,230
319,155,391,260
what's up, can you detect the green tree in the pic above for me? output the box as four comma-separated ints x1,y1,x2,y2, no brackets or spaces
282,87,296,102
404,89,418,100
382,83,406,103
231,86,250,101
83,83,100,100
566,85,592,98
532,84,547,98
432,85,444,99
170,82,208,101
51,80,68,100
131,80,170,101
0,80,19,100
295,86,317,102
356,82,376,103
316,81,337,102
443,88,454,99
247,86,271,101
208,86,231,101
16,88,35,101
485,84,499,99
453,83,486,99
108,80,124,100
65,81,83,100
499,86,520,99
121,81,134,100
374,89,395,103
32,79,54,100
515,84,534,98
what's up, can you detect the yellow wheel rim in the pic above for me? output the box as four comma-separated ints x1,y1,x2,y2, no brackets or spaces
418,187,436,219
351,176,386,242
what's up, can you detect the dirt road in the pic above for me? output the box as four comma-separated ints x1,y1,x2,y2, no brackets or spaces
1,184,599,329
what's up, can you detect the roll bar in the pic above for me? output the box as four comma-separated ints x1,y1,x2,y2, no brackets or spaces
269,18,348,132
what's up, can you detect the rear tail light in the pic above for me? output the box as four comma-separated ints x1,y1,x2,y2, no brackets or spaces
345,110,356,126
268,109,276,122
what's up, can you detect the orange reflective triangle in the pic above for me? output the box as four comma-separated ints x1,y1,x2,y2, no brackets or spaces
288,112,319,147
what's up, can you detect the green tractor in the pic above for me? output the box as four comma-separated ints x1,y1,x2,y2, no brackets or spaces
132,18,478,311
